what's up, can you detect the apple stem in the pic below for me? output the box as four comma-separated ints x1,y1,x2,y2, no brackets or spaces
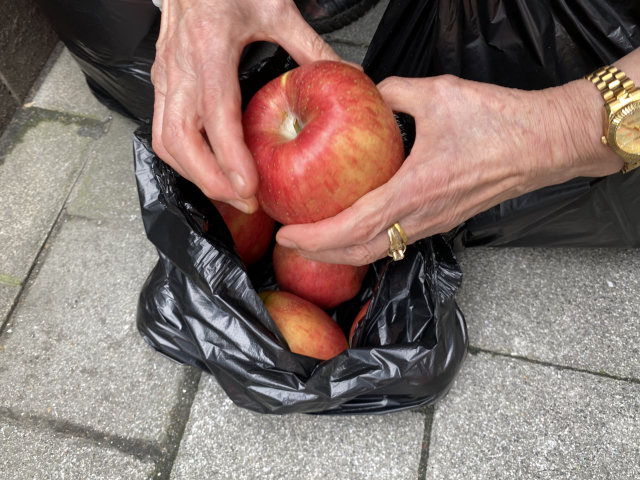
293,118,302,135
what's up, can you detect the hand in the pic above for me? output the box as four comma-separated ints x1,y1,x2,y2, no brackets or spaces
151,0,342,213
275,74,622,265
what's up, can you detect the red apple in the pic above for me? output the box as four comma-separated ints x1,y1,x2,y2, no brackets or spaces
212,201,275,267
243,61,404,225
259,291,348,360
349,299,371,344
273,243,368,310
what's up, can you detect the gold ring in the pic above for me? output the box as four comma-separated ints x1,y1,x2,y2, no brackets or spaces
387,222,408,261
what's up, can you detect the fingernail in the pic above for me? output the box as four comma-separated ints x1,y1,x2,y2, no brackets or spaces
229,172,247,196
228,199,251,214
277,237,298,250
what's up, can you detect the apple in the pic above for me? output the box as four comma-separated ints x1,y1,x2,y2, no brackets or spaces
273,243,368,310
243,61,404,225
212,200,275,267
259,291,348,360
349,299,371,344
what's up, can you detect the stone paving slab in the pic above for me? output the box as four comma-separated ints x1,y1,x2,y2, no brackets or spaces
322,0,389,46
457,248,640,379
0,118,100,323
426,352,640,480
0,418,154,480
0,217,185,444
67,115,141,222
170,375,424,480
32,48,112,122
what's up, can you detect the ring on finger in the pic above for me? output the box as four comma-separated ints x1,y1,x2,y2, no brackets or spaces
387,222,408,261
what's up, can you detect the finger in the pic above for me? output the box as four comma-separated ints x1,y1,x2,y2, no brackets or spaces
296,229,390,266
342,60,364,72
199,49,260,201
376,77,423,115
270,7,341,65
162,75,258,212
152,89,189,179
276,175,408,253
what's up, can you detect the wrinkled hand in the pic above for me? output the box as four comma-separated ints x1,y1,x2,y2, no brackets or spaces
151,0,342,213
276,75,622,265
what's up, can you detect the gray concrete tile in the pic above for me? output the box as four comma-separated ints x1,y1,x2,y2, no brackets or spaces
0,418,154,480
67,115,141,222
323,0,390,46
329,42,369,65
0,119,96,285
426,352,640,480
0,217,185,444
32,48,112,121
457,248,640,379
170,375,424,480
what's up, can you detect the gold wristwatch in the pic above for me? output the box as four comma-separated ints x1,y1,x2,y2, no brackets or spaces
584,66,640,173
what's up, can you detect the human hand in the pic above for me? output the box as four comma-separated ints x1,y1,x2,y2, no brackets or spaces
151,0,342,213
275,74,623,265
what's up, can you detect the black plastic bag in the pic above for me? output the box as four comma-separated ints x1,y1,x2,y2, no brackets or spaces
134,109,467,416
363,0,640,248
35,0,159,123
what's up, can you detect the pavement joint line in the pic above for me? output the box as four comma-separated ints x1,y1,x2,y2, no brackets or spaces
468,345,640,385
150,367,202,480
0,106,110,167
0,114,111,337
0,209,67,337
416,405,435,480
327,38,371,48
0,406,164,462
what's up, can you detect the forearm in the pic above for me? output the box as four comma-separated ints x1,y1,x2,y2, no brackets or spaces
541,48,640,183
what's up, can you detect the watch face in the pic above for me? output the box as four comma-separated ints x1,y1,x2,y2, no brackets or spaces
616,107,640,154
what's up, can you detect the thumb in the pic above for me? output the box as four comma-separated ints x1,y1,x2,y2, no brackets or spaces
377,77,421,115
271,6,342,66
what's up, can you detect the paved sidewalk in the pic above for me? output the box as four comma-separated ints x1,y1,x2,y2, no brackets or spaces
1,3,639,478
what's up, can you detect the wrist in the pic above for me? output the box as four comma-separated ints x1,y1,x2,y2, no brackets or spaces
540,78,623,180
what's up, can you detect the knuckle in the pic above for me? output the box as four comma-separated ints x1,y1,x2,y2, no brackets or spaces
200,88,224,118
198,182,217,200
430,74,458,97
352,221,380,245
377,76,400,91
378,76,411,93
162,114,187,152
296,238,321,253
308,33,333,59
346,244,379,266
151,134,164,156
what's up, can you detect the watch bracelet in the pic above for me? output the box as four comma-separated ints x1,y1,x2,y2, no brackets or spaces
584,66,640,173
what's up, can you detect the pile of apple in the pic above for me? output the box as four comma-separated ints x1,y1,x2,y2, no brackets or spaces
214,61,404,361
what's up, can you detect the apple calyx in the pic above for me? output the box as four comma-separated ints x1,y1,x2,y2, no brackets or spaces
293,118,303,135
280,112,304,141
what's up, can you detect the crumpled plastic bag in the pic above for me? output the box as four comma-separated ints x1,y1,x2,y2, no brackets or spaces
134,50,468,415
